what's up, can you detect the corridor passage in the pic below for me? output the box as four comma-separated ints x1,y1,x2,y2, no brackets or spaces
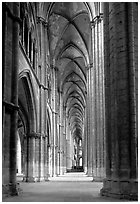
3,173,129,202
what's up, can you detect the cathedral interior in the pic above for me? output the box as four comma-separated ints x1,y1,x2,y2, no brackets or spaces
2,2,138,201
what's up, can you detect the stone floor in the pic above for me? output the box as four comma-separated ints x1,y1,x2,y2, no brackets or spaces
3,172,131,202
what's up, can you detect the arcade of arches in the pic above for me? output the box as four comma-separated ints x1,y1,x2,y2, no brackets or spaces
2,2,138,200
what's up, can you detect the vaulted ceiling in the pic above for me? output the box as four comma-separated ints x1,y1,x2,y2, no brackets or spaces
48,2,92,141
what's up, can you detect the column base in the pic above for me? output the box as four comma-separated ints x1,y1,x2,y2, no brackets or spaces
92,177,103,182
59,167,65,175
100,178,138,200
23,176,36,182
87,167,93,176
45,176,50,181
37,177,48,182
87,172,93,177
23,176,50,182
84,167,88,174
2,183,22,198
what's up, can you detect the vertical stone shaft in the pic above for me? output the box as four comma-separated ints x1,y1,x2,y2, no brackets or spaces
98,17,103,178
87,64,93,176
2,3,20,195
83,105,87,173
103,3,111,179
101,2,138,199
94,18,100,179
54,69,58,176
44,37,48,180
91,22,96,179
38,18,46,181
10,3,20,186
63,107,67,173
91,14,105,181
51,67,55,176
89,63,94,176
8,3,20,194
101,17,106,179
27,134,36,182
66,119,71,170
127,3,138,180
59,92,64,175
86,66,90,175
91,22,97,179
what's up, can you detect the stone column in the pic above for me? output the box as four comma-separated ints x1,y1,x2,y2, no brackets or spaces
101,2,138,200
69,127,73,169
90,21,96,179
91,14,105,181
2,3,21,196
37,17,48,181
51,69,55,176
25,133,36,182
51,66,58,177
127,2,138,181
34,47,38,73
86,64,92,176
66,120,72,171
27,31,30,57
44,135,49,181
54,69,59,176
63,107,67,173
39,134,45,181
21,18,25,45
59,92,64,175
30,39,34,64
96,16,102,180
83,109,87,173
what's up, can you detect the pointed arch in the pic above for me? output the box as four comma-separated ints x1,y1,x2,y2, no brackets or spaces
18,69,37,132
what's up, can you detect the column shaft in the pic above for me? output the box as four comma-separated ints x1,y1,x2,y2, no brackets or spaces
2,3,20,196
101,3,138,200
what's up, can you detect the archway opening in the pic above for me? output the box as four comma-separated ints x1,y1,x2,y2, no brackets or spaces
16,132,21,175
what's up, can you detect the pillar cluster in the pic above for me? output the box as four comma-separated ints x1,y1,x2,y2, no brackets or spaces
100,2,138,200
2,2,20,196
84,13,105,181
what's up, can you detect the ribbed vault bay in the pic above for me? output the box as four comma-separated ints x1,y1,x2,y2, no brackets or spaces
48,2,91,144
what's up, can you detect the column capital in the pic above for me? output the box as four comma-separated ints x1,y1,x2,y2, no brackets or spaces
3,3,22,25
91,13,103,27
28,132,47,139
52,110,58,114
39,83,48,90
35,47,38,53
58,89,63,94
3,100,19,112
36,16,48,27
54,66,59,72
50,65,59,71
63,105,67,110
86,63,93,70
28,132,40,139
